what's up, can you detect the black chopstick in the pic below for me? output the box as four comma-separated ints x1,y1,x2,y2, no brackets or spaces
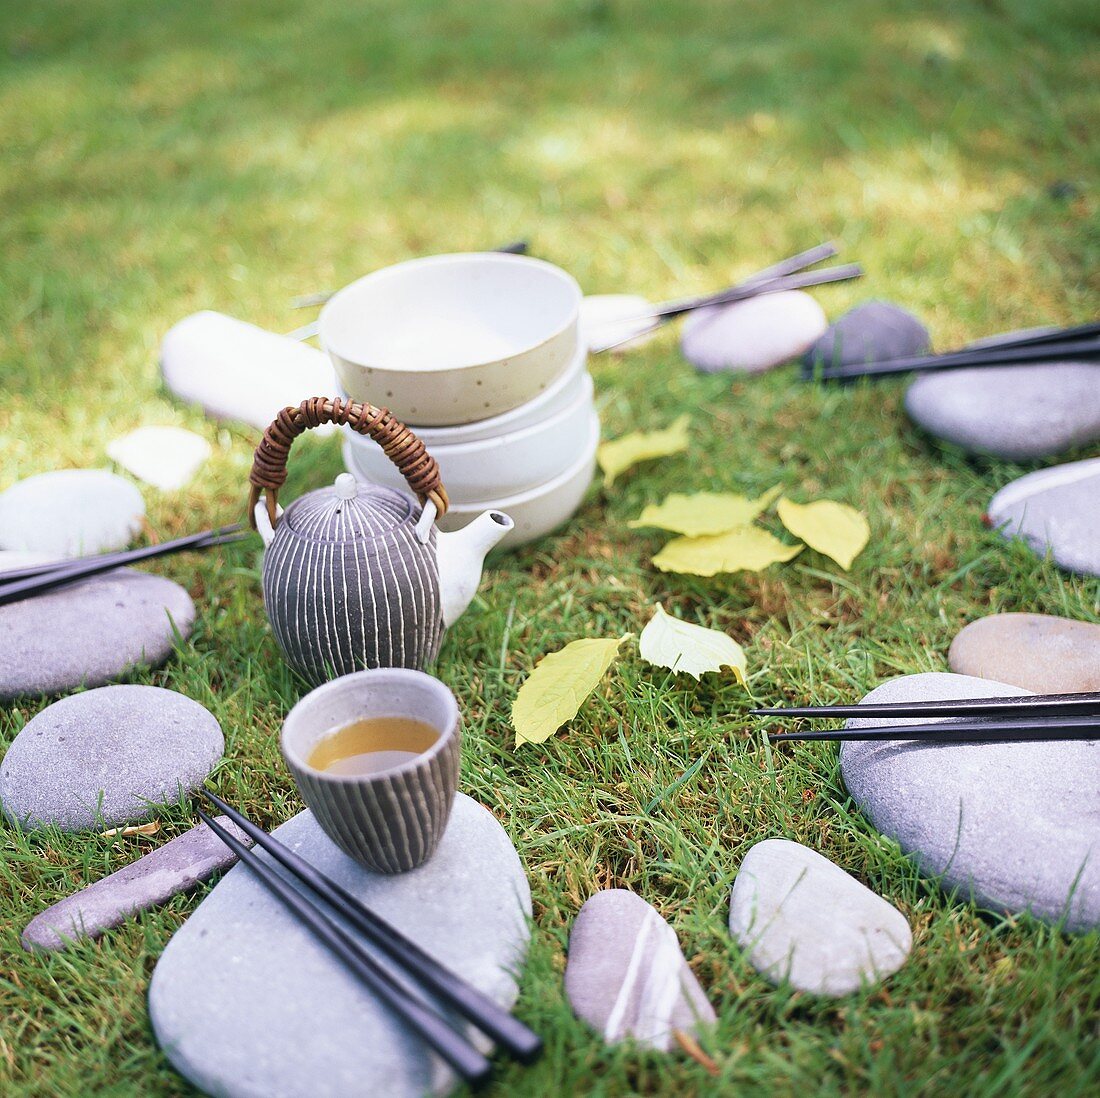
0,527,248,606
960,321,1100,350
752,690,1100,720
767,714,1099,743
196,808,493,1088
201,789,542,1065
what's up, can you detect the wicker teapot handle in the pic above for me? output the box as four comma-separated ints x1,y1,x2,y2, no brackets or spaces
248,397,449,530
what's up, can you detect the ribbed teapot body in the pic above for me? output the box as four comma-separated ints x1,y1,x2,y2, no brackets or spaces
260,484,443,684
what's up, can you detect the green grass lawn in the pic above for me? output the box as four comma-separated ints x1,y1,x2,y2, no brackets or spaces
2,0,1099,1094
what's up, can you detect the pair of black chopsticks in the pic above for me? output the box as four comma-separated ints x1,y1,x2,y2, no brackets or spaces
0,525,247,607
589,242,863,353
754,690,1100,743
198,790,541,1089
807,320,1100,383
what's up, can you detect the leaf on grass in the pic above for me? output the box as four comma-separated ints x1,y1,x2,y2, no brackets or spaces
652,527,803,576
101,820,160,838
597,415,690,486
629,486,782,536
776,497,869,570
512,635,630,746
638,604,747,681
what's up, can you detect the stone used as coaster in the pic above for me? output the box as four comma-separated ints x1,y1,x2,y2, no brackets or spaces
728,838,911,996
0,685,223,832
949,613,1100,694
802,300,930,371
149,795,531,1098
841,672,1098,932
579,294,658,352
0,469,144,558
160,311,337,433
0,570,195,700
905,363,1100,461
680,290,827,374
22,816,252,951
106,426,212,491
564,889,715,1051
988,457,1100,577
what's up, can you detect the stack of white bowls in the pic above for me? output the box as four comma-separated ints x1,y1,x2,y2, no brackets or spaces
321,253,597,549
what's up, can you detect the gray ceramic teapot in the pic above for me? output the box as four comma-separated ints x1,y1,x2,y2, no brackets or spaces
248,397,513,684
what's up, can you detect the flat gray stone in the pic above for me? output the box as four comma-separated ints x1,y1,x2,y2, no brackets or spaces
681,290,827,374
564,889,715,1051
949,613,1100,693
106,426,211,491
728,838,911,996
22,817,252,951
840,672,1099,932
0,685,223,832
988,457,1100,577
0,469,145,557
149,795,531,1098
905,363,1100,460
0,569,195,699
802,301,930,370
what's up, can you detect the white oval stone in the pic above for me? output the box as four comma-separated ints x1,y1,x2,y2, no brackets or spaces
106,426,212,491
580,294,658,352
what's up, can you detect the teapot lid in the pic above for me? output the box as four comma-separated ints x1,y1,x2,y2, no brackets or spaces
283,473,414,541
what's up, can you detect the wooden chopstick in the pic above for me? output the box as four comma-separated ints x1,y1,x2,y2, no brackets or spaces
767,714,1099,743
200,789,542,1065
752,691,1100,720
196,809,494,1088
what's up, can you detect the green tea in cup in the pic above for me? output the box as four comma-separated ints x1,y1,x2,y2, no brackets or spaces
307,716,440,777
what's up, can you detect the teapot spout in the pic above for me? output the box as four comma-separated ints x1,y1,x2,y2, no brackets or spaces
436,510,514,627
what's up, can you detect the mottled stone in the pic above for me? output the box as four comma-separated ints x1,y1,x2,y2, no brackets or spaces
949,613,1100,693
106,426,211,491
0,469,144,558
564,889,715,1051
803,300,930,371
681,290,827,374
728,838,911,996
0,686,223,832
149,795,531,1098
841,672,1099,932
580,294,658,352
988,457,1100,577
22,817,252,951
0,570,195,699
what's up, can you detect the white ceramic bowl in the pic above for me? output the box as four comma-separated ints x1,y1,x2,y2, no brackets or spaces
433,415,599,550
322,252,582,427
345,373,595,502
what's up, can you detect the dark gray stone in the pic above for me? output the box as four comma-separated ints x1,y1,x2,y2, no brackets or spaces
0,685,223,831
729,838,911,996
0,469,145,557
564,889,715,1051
22,817,252,951
0,569,195,699
988,457,1100,577
840,673,1099,932
905,363,1100,460
802,300,930,370
149,795,532,1098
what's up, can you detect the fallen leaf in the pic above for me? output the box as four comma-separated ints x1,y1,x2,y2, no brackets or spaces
777,497,869,570
100,820,160,838
597,415,690,486
630,486,781,536
512,635,630,746
639,604,747,681
673,1029,720,1076
653,527,803,576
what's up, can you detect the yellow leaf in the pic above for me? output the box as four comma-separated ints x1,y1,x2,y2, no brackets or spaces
629,486,782,537
638,604,747,681
512,635,630,746
100,820,160,838
597,415,690,487
653,527,803,576
776,498,869,570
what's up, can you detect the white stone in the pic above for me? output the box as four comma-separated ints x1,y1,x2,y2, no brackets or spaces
106,426,212,491
580,294,658,353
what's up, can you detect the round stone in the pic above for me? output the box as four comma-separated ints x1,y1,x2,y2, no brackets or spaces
949,613,1100,693
840,672,1098,932
149,795,531,1098
579,294,658,353
106,426,212,491
802,300,930,371
728,838,911,996
0,685,223,832
0,469,145,558
0,570,195,700
680,290,827,374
